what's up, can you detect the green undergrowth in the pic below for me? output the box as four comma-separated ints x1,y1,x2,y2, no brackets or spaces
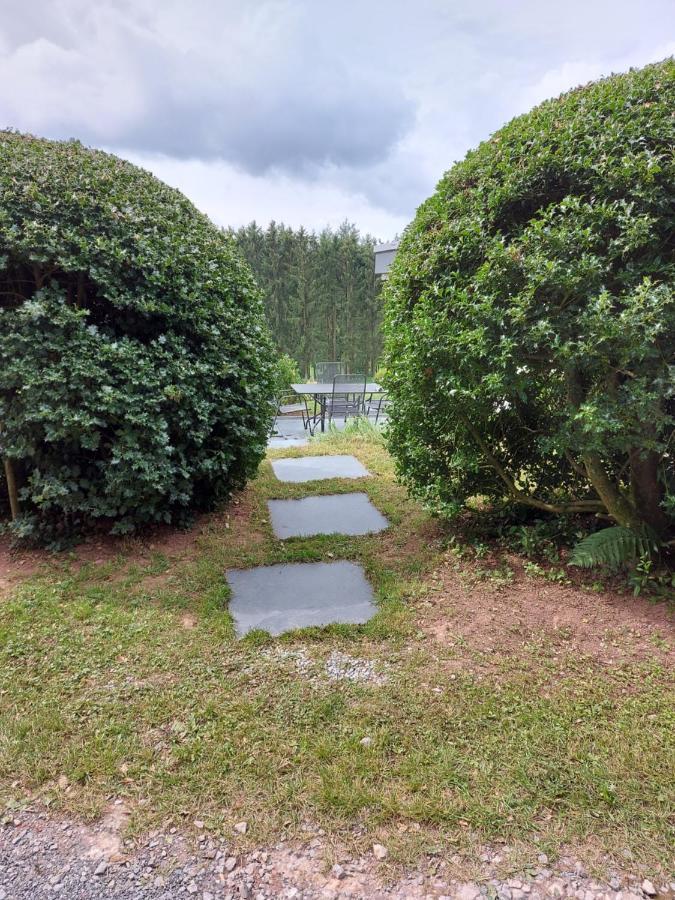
0,435,673,874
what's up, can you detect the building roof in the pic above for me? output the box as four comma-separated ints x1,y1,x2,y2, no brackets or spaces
374,241,399,254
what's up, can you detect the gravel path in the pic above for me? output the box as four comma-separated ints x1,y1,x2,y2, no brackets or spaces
1,809,672,900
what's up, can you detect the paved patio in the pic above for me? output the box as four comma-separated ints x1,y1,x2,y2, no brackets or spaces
268,411,387,449
268,415,310,448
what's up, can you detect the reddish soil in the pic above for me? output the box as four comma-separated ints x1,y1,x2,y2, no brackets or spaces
0,539,45,597
0,487,261,601
419,552,674,669
0,512,213,599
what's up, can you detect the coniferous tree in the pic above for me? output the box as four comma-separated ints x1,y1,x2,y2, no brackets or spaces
229,221,385,377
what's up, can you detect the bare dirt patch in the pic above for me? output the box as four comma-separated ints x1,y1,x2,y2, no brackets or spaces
0,495,249,598
75,513,216,585
0,537,45,599
378,515,444,567
81,802,131,862
419,552,674,669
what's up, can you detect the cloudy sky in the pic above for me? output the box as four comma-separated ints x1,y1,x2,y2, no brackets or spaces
1,0,673,239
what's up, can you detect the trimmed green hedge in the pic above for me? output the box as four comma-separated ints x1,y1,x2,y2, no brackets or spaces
383,60,675,535
0,132,275,542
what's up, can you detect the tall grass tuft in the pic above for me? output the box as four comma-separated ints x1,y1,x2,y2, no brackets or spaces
313,416,386,446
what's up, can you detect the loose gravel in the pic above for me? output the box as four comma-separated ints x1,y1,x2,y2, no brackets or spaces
1,809,673,900
260,647,389,686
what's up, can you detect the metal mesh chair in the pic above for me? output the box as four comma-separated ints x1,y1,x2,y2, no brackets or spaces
366,391,389,424
268,396,281,438
326,374,367,425
272,391,319,435
315,361,344,383
277,392,306,416
300,392,322,436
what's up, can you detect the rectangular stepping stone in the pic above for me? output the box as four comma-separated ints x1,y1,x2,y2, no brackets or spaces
268,493,388,538
226,561,376,637
269,417,310,444
271,454,369,483
267,436,309,449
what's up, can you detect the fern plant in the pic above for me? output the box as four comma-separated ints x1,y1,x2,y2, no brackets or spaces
568,526,659,570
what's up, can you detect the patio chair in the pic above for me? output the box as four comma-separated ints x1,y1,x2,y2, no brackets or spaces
273,390,319,435
366,391,389,424
315,361,344,383
300,392,322,436
277,392,306,417
268,396,281,437
325,374,367,425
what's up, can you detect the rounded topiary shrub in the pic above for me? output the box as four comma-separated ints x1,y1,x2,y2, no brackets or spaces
0,132,275,542
383,60,674,537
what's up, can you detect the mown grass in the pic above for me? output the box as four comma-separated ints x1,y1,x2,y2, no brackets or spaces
0,431,673,875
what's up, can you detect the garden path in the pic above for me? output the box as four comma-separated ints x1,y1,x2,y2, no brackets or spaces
227,451,386,637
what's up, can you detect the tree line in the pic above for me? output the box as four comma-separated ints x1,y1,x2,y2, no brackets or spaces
229,221,384,377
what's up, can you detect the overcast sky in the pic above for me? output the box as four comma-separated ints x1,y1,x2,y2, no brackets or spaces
1,0,673,240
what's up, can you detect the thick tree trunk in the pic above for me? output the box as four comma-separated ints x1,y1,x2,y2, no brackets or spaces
581,452,642,529
3,458,20,520
629,448,669,535
566,365,644,530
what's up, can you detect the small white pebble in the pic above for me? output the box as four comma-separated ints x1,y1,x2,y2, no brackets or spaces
373,843,388,860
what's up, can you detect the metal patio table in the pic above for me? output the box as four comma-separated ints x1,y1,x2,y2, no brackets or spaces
291,382,382,433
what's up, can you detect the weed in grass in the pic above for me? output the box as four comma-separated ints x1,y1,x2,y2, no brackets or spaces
524,562,571,586
470,565,515,589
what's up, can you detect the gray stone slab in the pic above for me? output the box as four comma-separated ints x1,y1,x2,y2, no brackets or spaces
268,436,310,449
268,493,389,539
271,416,308,439
226,561,376,637
271,454,370,483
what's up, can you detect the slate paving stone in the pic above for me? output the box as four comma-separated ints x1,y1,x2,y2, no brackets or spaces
226,561,377,636
267,492,389,538
271,454,370,483
268,436,310,448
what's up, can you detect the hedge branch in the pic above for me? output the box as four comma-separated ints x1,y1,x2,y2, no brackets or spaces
460,415,605,515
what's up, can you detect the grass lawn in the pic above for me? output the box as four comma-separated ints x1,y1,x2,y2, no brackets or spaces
0,430,673,877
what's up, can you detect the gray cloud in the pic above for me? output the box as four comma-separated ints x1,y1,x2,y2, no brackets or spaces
0,0,415,173
0,0,673,234
122,61,414,173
